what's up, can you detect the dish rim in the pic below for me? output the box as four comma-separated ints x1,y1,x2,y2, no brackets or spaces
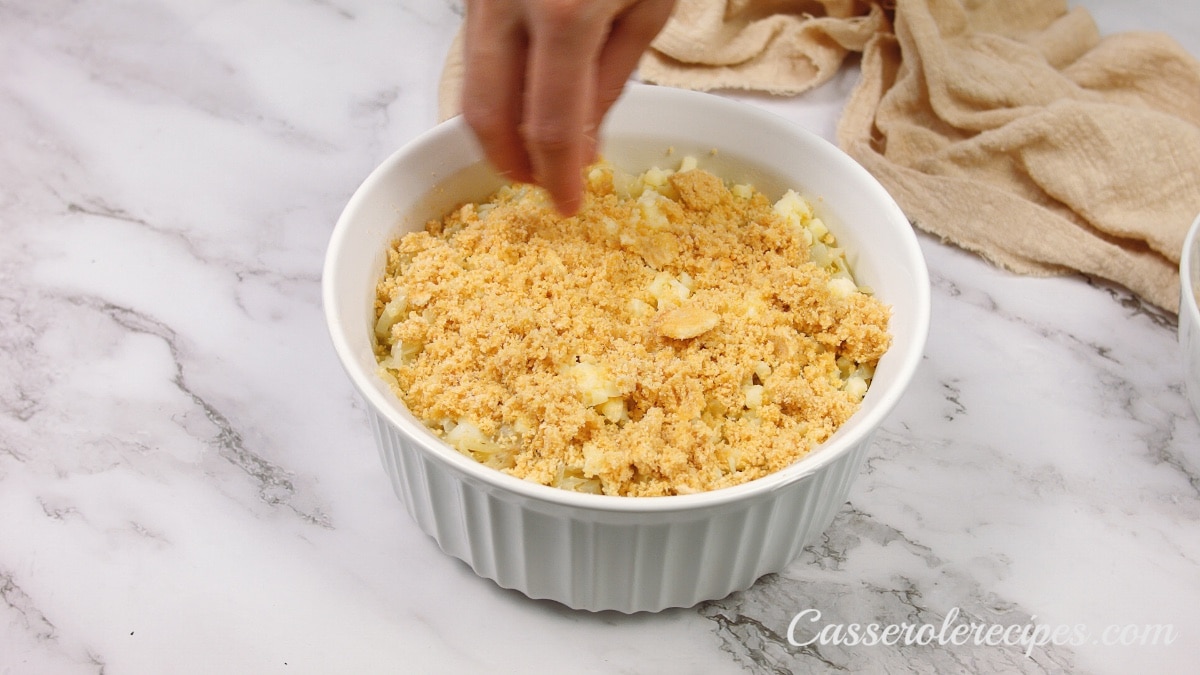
1181,213,1200,333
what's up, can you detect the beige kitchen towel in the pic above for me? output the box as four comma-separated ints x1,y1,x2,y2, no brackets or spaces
638,0,887,94
438,25,465,122
837,0,1200,311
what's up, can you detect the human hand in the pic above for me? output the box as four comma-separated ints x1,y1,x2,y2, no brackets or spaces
461,0,676,215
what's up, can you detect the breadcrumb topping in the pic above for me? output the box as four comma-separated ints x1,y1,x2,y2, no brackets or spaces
374,160,891,497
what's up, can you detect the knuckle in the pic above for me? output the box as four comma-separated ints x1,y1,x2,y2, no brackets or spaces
535,0,596,30
462,98,508,140
521,118,578,154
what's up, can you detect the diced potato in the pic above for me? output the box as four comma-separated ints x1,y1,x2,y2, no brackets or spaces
445,420,499,454
387,338,423,366
678,270,696,291
827,277,858,299
566,360,620,407
642,166,672,189
611,167,641,199
599,397,628,424
844,375,868,401
754,361,772,381
628,297,654,318
648,272,691,308
375,293,408,340
743,384,764,409
773,189,813,227
637,190,672,229
808,217,829,241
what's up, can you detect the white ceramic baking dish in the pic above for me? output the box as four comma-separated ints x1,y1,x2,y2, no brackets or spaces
323,84,930,613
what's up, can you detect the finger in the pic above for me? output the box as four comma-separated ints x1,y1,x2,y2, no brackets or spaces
588,0,677,161
461,0,534,183
523,4,614,214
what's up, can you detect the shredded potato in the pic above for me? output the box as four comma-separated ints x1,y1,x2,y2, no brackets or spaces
373,158,891,497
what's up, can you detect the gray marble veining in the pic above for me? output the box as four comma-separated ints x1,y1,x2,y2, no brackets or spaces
2,1,1198,673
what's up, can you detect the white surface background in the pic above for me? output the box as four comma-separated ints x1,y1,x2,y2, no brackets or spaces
2,1,1197,673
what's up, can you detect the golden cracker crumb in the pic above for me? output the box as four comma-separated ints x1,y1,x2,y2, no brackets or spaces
374,160,891,497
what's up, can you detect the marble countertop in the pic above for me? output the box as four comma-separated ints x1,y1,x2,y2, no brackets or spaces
3,1,1198,673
